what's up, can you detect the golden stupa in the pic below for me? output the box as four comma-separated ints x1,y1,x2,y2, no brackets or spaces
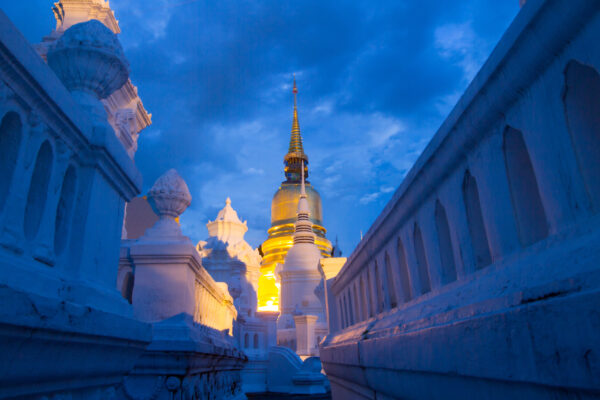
257,79,332,311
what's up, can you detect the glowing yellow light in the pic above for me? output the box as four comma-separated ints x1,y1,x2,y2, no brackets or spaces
258,304,279,312
257,218,332,311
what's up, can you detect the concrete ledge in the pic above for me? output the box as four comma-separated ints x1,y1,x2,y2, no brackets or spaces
322,287,600,398
0,285,151,398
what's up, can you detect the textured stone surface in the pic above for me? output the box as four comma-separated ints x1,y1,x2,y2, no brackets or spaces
321,0,600,398
48,20,128,98
0,8,150,400
117,314,247,400
47,20,129,125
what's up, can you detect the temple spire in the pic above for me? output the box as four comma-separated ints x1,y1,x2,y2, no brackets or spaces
293,75,298,107
284,76,309,182
293,160,315,244
288,76,305,156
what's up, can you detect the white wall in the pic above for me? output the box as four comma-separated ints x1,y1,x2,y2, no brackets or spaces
322,1,600,398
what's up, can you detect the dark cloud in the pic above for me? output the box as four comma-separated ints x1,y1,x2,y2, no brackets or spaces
1,0,519,255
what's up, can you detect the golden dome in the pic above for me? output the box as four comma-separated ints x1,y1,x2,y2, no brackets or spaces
271,182,323,227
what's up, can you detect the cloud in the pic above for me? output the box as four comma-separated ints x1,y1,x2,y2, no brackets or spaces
434,21,487,83
2,0,519,256
360,192,381,205
245,168,265,176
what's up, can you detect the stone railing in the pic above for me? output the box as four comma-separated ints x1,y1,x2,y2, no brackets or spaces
117,172,247,400
0,12,151,399
119,169,237,335
321,0,600,398
194,272,237,333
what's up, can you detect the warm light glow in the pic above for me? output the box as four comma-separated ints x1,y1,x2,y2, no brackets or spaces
257,220,332,311
258,300,279,312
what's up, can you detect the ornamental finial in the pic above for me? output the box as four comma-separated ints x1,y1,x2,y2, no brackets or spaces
142,169,191,241
293,74,298,107
284,75,308,182
47,20,129,124
289,76,303,155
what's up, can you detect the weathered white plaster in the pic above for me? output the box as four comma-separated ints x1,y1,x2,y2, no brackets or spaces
0,10,151,399
318,258,346,333
293,314,318,357
266,347,328,395
237,311,279,394
118,314,247,400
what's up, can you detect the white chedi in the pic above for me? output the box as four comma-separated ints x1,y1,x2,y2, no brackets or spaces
207,197,249,243
277,164,326,340
197,198,261,317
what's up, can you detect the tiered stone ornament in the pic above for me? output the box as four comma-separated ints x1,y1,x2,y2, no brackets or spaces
143,169,192,240
47,19,129,123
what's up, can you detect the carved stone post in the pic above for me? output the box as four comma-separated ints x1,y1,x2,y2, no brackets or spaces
144,169,192,241
129,169,198,323
46,20,138,297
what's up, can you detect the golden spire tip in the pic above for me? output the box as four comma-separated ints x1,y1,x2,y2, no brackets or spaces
293,75,298,107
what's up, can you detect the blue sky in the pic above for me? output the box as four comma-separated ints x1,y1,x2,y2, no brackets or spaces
2,0,519,255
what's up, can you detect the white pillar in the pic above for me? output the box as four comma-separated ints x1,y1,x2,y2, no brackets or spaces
294,314,318,357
